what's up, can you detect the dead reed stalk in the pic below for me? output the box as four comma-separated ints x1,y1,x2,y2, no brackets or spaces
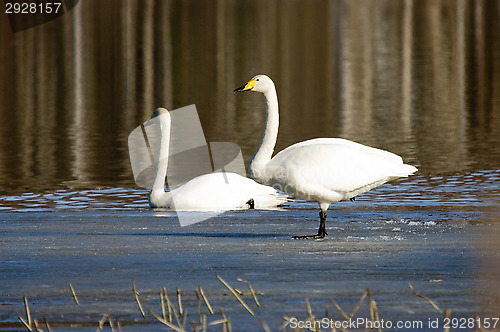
408,282,442,313
132,279,146,318
216,275,255,316
69,283,79,305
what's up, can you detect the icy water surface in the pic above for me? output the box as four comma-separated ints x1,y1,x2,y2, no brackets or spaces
1,171,499,331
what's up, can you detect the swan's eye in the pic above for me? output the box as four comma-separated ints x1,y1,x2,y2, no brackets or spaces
256,78,260,81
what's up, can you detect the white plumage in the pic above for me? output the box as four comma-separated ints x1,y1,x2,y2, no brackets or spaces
234,75,417,239
148,107,288,211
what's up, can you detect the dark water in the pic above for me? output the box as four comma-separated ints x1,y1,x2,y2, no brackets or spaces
0,0,499,192
1,0,500,330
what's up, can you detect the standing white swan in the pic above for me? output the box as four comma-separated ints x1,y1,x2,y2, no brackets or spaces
149,107,287,211
234,75,417,239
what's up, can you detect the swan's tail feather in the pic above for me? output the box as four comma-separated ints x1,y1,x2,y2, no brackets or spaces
394,164,418,177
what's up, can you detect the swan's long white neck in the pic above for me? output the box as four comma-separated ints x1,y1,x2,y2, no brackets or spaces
149,113,173,207
249,85,279,182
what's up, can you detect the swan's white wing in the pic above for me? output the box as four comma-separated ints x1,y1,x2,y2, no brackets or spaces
278,138,405,164
266,139,417,202
171,172,287,211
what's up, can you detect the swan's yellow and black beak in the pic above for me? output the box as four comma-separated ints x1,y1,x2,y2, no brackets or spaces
234,79,255,92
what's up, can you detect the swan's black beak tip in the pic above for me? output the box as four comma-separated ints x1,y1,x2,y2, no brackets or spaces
234,80,255,92
233,85,247,92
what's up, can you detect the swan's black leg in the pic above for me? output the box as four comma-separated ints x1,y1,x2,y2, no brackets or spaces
318,210,328,236
292,210,328,240
350,197,356,201
246,198,255,209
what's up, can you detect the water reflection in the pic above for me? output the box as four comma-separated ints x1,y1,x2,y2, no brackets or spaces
0,170,498,213
0,0,499,194
0,187,148,212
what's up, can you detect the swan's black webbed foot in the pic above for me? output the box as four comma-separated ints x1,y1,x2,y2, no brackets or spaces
292,231,327,240
350,197,356,201
246,198,255,209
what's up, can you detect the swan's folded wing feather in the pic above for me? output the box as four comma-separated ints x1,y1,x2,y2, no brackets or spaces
171,172,287,210
268,139,416,200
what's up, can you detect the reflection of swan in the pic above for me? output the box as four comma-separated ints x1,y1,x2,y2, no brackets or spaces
235,75,418,239
149,108,287,211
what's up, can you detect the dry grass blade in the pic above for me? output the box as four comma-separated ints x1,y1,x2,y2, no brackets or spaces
166,289,184,327
18,316,32,332
443,309,451,332
150,309,184,332
24,296,32,328
190,321,200,332
69,283,79,305
177,288,184,316
163,287,173,323
232,289,264,296
478,296,500,316
282,316,297,331
96,314,108,331
260,318,272,332
408,282,442,313
220,308,231,332
34,319,43,332
132,279,146,319
234,288,245,295
108,316,116,332
19,296,33,332
367,289,375,322
164,289,183,327
369,299,382,332
350,289,368,318
44,317,53,332
181,309,188,330
366,289,382,332
200,313,206,332
328,298,349,320
159,288,182,327
216,275,255,316
237,278,261,307
207,318,227,327
305,298,314,320
305,298,320,332
160,289,167,321
195,290,202,321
